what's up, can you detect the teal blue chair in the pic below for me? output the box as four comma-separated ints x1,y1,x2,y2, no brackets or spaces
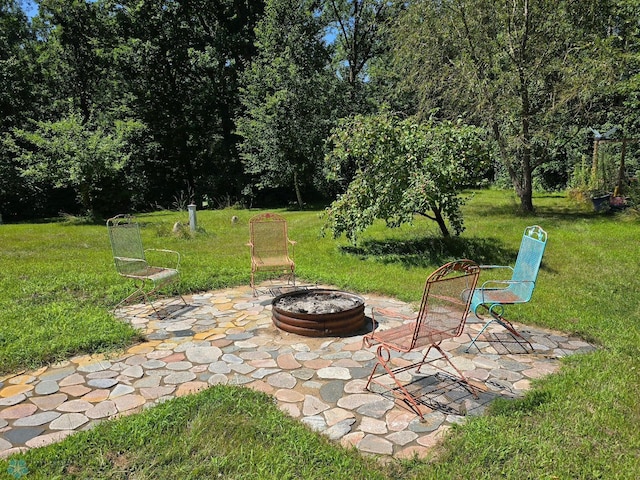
466,226,548,352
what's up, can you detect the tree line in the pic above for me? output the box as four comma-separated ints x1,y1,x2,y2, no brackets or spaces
1,0,638,228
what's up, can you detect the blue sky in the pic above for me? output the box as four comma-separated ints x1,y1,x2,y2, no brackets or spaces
21,0,38,18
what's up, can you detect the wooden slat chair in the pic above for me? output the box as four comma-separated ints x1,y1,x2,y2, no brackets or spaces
247,213,296,295
465,225,548,353
363,259,481,421
107,215,186,318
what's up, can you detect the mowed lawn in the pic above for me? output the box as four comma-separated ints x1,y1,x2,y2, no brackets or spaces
1,189,639,479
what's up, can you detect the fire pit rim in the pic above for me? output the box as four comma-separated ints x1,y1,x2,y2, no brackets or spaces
272,288,364,313
271,288,366,337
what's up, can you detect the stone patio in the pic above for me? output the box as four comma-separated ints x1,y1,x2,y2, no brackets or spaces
0,284,595,460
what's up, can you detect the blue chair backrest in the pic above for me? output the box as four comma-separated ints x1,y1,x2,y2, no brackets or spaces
508,226,547,301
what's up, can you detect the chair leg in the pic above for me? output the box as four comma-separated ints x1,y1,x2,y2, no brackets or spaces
491,314,533,352
465,317,496,353
421,344,480,399
250,268,256,296
115,286,146,310
284,265,295,287
365,345,428,421
136,280,188,320
140,288,164,319
466,309,533,353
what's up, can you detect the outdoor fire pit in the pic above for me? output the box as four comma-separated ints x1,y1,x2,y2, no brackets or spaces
271,289,365,337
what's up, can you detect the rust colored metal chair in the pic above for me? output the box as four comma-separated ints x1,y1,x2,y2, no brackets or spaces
465,225,548,353
363,259,481,420
247,212,296,295
107,215,186,318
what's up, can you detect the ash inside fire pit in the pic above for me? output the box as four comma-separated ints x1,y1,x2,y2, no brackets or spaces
272,289,365,337
274,292,360,314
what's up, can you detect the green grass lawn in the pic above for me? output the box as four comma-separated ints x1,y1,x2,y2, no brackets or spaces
1,189,639,479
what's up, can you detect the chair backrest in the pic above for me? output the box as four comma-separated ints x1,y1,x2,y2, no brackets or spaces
107,215,148,276
249,213,290,259
509,225,548,301
412,259,480,349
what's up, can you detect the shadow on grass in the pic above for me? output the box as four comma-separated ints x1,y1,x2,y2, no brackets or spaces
468,201,602,220
340,236,516,268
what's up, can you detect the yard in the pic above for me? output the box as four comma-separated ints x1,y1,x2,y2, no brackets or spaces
1,189,639,479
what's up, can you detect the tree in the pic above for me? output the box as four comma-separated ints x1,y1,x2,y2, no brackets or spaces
324,112,489,241
1,0,35,126
237,0,336,208
36,0,114,123
0,0,42,219
574,1,640,133
3,0,266,218
113,0,264,207
10,113,143,217
15,0,147,217
390,0,598,212
321,0,399,112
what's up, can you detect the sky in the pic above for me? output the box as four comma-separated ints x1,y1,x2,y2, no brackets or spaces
20,0,38,19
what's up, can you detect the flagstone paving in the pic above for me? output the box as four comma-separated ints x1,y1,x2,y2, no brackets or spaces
0,284,595,460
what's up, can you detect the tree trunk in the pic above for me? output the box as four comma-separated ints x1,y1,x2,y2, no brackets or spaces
492,121,533,212
515,9,535,214
79,181,93,218
518,173,534,212
293,170,304,208
517,90,534,213
432,207,450,237
616,139,627,196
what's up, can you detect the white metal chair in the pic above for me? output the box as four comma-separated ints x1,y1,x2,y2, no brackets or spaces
107,215,186,318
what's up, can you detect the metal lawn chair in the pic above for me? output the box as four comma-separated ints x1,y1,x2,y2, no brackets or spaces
107,214,186,318
465,225,548,353
363,259,481,421
247,212,296,295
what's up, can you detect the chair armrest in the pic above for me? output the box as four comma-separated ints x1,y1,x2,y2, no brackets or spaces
246,242,255,258
145,248,181,269
476,265,515,293
363,308,382,348
479,279,534,290
479,265,514,272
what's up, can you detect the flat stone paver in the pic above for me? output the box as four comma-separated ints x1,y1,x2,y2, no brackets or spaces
0,283,596,460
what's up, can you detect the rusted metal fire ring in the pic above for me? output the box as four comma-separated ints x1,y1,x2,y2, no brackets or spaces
271,289,365,337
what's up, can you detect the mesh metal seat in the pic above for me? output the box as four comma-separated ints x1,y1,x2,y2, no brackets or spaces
247,213,296,295
107,215,186,318
363,260,481,421
465,225,548,353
